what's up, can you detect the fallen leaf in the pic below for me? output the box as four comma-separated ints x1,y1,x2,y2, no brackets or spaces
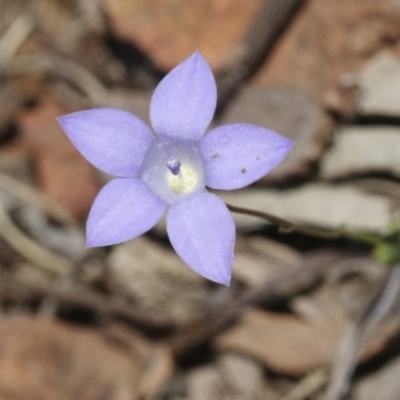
216,309,343,376
0,315,141,400
102,0,264,70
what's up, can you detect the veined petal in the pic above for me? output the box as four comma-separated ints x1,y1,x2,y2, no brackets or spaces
150,51,217,141
167,192,235,285
58,108,155,177
200,123,294,190
86,178,166,247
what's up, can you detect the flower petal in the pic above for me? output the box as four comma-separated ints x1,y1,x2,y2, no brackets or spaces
58,108,155,177
200,123,294,190
86,178,166,247
167,192,235,285
150,51,217,141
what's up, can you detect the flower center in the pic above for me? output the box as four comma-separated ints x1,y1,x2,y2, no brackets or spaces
140,139,205,204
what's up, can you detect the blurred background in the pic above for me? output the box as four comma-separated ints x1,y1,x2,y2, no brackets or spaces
0,0,400,399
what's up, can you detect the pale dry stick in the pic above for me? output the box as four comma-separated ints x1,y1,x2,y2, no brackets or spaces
0,202,72,275
226,203,380,244
4,53,109,105
280,369,329,400
0,171,79,228
324,265,400,400
0,14,35,66
0,15,38,131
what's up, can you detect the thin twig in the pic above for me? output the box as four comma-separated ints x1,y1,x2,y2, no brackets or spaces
324,264,400,400
3,53,109,104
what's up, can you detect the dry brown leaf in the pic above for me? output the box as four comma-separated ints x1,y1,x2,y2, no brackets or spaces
216,309,343,376
217,263,399,377
0,315,141,400
102,0,264,70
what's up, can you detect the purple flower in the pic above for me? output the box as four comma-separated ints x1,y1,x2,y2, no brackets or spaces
58,51,293,285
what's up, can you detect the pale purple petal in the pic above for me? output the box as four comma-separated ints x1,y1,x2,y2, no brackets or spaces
167,192,235,285
58,108,155,177
200,123,294,190
86,178,166,247
150,51,217,141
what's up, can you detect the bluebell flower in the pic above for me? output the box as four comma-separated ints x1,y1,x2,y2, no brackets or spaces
58,51,293,285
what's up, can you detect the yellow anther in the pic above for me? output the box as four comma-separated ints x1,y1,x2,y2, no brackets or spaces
168,164,197,193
